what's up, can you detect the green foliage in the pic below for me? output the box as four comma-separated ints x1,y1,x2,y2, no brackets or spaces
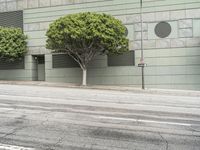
46,12,128,63
0,26,27,61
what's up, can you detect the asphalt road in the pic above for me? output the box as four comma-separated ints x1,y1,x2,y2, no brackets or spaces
0,84,199,150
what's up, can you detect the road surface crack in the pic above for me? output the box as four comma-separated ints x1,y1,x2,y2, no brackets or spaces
54,133,66,146
189,126,200,132
158,133,168,150
45,132,66,150
0,123,41,141
0,126,27,140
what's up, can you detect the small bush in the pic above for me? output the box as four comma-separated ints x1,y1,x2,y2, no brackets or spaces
0,26,27,61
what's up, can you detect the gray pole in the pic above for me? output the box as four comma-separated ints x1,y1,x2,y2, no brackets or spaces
140,0,145,89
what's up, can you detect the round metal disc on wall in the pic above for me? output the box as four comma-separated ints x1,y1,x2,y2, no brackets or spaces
125,27,128,36
155,21,172,38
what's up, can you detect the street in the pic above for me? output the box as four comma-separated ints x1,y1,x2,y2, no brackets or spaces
0,84,199,150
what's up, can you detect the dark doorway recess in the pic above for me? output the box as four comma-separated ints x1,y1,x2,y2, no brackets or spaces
33,55,45,81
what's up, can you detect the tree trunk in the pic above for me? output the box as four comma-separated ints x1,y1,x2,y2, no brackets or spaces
82,68,87,86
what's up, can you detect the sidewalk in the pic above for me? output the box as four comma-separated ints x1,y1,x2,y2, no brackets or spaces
0,80,200,97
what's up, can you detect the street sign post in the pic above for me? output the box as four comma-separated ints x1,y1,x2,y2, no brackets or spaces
138,63,147,67
138,0,147,90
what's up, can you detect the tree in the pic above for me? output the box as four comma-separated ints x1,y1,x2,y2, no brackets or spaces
46,12,129,86
0,26,27,61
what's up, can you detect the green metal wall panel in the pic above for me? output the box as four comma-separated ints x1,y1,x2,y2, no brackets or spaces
0,10,23,29
52,54,79,68
0,58,24,70
108,51,135,66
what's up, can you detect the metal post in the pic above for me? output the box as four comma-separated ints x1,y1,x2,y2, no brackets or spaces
140,0,143,61
140,0,145,90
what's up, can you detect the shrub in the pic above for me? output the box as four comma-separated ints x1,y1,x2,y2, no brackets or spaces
0,26,27,61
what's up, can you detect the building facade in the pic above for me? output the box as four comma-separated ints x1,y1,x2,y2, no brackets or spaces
0,0,200,90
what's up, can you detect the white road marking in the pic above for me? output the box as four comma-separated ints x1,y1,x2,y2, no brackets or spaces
97,116,192,127
0,143,34,150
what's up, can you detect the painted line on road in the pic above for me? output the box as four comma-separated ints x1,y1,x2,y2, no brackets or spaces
97,116,192,127
0,143,34,150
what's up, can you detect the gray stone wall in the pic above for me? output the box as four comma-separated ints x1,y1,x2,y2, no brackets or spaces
0,0,107,12
116,8,200,50
23,8,200,54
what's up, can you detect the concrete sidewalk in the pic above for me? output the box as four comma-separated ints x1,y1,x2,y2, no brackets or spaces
0,80,200,97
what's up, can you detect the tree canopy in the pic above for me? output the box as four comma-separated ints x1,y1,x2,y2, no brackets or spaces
0,27,27,61
46,12,129,85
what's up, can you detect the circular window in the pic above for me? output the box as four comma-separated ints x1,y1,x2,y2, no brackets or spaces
125,27,128,36
155,22,171,38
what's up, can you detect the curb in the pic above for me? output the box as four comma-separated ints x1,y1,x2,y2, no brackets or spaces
0,80,200,97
